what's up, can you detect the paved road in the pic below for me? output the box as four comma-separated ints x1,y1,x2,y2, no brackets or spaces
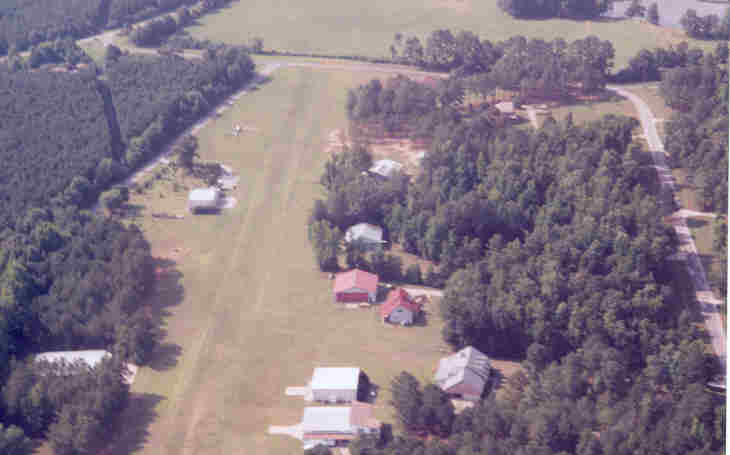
609,85,726,369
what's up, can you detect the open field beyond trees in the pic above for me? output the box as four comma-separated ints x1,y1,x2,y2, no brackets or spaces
187,0,713,70
99,66,505,455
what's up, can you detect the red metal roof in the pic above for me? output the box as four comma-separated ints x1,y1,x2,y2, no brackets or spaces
380,288,421,318
333,269,379,294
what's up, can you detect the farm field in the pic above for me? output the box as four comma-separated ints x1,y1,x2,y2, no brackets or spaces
539,90,638,127
103,66,463,455
187,0,713,70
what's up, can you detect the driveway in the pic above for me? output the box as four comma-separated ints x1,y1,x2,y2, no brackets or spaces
608,85,726,368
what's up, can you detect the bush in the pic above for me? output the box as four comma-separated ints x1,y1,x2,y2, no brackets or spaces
404,264,423,285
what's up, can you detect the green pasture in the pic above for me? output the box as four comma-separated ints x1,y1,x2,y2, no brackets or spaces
187,0,713,70
105,66,459,455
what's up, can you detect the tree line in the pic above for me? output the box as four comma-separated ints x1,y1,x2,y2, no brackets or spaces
497,0,613,19
680,7,730,41
0,0,235,56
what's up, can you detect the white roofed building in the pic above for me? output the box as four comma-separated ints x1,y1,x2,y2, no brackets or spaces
495,101,515,114
344,223,385,246
369,159,403,179
310,367,360,402
434,346,491,401
35,350,111,370
301,402,380,447
188,187,221,213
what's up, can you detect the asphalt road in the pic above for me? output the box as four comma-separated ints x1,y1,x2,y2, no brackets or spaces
609,85,727,369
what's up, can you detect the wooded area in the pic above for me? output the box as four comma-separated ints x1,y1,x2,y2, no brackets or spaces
310,38,726,455
497,0,613,19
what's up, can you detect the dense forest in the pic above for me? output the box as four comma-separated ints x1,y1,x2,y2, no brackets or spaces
308,34,726,455
0,0,235,55
497,0,613,19
0,69,113,229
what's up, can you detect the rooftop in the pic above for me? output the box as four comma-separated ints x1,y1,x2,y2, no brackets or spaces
345,223,384,244
301,407,352,434
311,367,361,391
188,187,220,202
35,350,111,368
434,346,490,392
495,101,515,114
380,288,421,318
333,269,379,294
369,159,403,178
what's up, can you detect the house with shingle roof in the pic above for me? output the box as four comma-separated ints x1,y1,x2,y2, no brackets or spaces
333,269,379,303
434,346,491,401
380,288,421,325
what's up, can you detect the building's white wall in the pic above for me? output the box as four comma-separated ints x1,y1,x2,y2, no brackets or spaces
312,388,357,402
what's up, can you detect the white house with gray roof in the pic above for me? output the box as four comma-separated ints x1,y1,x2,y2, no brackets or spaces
301,402,380,448
434,346,491,401
369,159,403,179
344,223,385,247
310,367,360,403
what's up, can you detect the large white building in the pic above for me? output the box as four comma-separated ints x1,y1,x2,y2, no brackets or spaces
310,367,360,403
344,223,385,246
369,159,403,179
301,402,380,448
434,346,491,401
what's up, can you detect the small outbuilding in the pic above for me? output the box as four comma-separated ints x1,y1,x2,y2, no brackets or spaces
333,269,379,303
188,187,221,213
344,223,385,247
434,346,490,401
369,159,403,179
495,101,515,114
301,402,381,448
380,288,421,325
311,367,361,403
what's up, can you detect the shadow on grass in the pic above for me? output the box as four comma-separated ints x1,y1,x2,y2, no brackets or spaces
146,257,185,371
104,393,165,455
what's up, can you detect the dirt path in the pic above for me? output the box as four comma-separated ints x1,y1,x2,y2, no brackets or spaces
608,85,726,369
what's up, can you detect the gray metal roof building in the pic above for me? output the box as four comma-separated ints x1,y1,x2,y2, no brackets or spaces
188,187,221,213
434,346,491,401
345,223,384,245
369,159,403,179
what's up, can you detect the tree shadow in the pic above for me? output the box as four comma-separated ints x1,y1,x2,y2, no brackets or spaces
411,308,429,327
144,257,185,370
486,367,506,396
103,393,164,455
121,203,145,220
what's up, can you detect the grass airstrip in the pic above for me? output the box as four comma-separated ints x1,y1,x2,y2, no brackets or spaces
187,0,713,70
102,64,490,455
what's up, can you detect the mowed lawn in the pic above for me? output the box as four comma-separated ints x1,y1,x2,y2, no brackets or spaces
187,0,712,70
109,66,449,455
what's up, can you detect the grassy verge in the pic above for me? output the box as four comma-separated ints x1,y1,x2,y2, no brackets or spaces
100,66,460,455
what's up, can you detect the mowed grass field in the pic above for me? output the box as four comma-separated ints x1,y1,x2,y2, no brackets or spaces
187,0,712,70
107,66,457,455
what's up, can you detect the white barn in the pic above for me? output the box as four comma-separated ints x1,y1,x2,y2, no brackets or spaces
188,187,221,213
344,223,384,246
310,367,360,403
369,159,403,179
301,402,380,448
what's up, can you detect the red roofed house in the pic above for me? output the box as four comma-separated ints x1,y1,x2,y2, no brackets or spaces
333,269,379,303
380,288,421,325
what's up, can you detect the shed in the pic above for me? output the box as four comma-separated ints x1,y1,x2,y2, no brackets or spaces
301,402,380,445
333,269,379,303
434,346,490,401
380,288,421,325
344,223,385,246
311,367,360,402
369,159,403,179
188,187,221,213
495,101,515,114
